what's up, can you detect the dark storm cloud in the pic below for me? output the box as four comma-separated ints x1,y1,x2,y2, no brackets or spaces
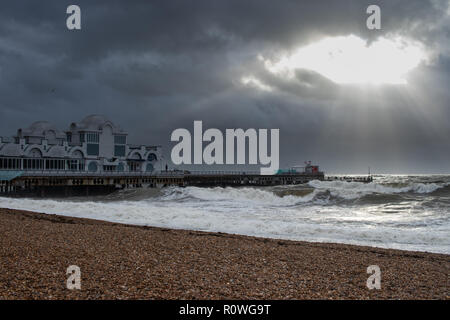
0,0,449,173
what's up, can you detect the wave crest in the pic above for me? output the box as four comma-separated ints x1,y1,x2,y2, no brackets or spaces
156,179,450,206
308,180,449,200
161,186,316,207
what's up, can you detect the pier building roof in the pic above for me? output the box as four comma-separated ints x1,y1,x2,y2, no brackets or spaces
70,115,125,134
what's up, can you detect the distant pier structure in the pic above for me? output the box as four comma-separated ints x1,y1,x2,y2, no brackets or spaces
0,115,370,197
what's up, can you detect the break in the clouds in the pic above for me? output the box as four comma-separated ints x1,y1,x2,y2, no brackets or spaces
256,35,428,85
0,0,449,173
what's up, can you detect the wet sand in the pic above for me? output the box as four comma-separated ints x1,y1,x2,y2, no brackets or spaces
0,208,448,299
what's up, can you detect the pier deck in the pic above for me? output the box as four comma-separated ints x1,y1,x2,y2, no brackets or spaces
0,170,371,196
0,170,324,196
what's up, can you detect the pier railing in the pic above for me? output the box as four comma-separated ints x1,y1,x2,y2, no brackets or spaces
1,169,329,178
325,175,373,183
3,170,183,178
183,170,261,176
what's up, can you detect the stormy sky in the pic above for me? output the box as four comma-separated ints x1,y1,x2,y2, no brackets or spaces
1,0,449,173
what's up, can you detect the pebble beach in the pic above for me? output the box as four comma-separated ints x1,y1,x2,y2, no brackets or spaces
0,208,448,300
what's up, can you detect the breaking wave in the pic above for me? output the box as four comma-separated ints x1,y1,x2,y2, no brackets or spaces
307,179,450,200
159,186,317,206
0,175,449,254
154,179,450,206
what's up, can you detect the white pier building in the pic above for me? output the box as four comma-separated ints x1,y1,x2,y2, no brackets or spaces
0,115,162,176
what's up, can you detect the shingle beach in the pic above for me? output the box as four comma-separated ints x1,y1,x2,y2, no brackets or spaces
0,208,448,299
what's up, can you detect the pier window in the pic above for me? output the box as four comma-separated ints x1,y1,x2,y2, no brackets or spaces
44,159,65,170
114,135,126,157
87,133,99,143
82,132,100,156
0,158,22,169
103,165,116,172
128,161,141,172
114,135,126,144
67,159,84,171
88,162,98,172
29,148,42,158
114,145,125,157
78,132,100,143
23,158,44,170
87,143,99,156
128,152,142,172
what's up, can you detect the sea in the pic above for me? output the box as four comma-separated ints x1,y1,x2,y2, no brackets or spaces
1,174,449,254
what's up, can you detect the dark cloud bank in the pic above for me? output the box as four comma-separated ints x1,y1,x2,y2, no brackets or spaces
0,0,449,173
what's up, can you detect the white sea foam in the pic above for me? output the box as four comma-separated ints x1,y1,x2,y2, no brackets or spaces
160,186,316,206
307,180,448,200
1,179,449,254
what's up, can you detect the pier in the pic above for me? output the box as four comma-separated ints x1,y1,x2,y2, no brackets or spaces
0,169,329,197
0,168,375,197
0,115,372,197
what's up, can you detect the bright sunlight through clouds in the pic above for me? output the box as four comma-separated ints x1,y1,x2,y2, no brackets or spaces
260,35,428,85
